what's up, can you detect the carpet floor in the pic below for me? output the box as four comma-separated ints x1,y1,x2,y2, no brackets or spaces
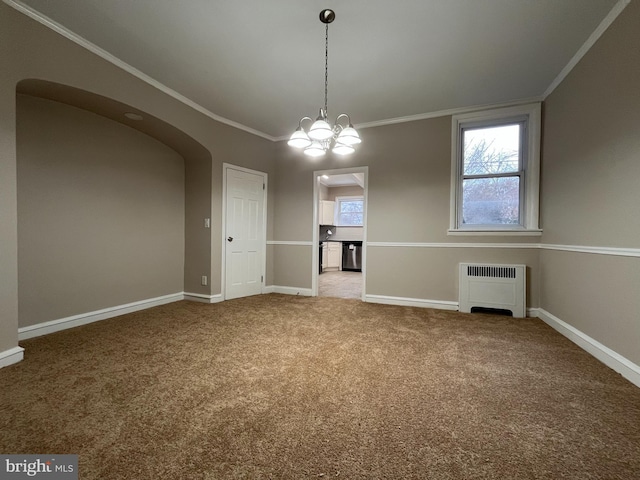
1,294,639,479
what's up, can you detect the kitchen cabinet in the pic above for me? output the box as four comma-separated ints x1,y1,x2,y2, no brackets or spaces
319,200,335,225
321,243,328,269
328,242,341,269
322,242,341,271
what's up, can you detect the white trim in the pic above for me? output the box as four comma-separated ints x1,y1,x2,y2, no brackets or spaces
365,294,459,311
270,240,640,258
450,103,541,232
542,243,640,258
447,229,543,237
183,292,223,304
267,286,313,297
366,242,640,258
273,97,544,141
527,307,541,318
543,0,631,99
7,0,627,143
3,0,276,142
537,308,640,389
312,167,369,300
356,97,544,131
0,346,25,369
267,241,314,246
367,242,540,249
222,164,268,301
18,293,183,340
334,195,365,227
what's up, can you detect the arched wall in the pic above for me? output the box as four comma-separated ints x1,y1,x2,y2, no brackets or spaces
17,93,187,327
0,2,276,359
17,79,215,300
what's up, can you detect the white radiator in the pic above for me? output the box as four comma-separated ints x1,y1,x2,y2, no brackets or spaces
459,263,526,318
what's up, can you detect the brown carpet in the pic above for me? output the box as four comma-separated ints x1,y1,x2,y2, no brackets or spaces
1,294,639,479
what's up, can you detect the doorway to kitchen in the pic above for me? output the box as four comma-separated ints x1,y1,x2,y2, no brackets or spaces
312,167,367,300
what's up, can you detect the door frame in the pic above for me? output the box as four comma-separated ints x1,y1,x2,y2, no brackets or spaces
221,163,268,300
312,166,368,299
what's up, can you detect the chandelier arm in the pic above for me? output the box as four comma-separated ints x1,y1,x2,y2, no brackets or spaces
298,116,314,130
335,113,351,127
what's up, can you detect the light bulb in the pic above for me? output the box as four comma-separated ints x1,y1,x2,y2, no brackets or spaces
309,119,333,140
332,142,355,155
304,141,326,157
336,126,361,145
288,128,312,148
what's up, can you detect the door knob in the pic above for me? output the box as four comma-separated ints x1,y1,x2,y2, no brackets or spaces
227,236,233,242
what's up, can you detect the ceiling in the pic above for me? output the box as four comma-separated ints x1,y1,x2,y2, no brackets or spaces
320,173,365,188
9,0,622,140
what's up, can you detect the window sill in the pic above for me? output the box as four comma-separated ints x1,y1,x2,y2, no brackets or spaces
448,229,543,237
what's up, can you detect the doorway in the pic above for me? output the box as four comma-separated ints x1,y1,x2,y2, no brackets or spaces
223,164,267,300
312,167,368,300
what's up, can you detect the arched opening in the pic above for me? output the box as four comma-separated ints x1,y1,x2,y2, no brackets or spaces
15,79,213,332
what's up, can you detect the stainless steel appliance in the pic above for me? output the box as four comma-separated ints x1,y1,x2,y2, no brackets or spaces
342,241,362,272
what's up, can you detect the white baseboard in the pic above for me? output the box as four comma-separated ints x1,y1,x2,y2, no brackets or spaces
527,307,540,318
537,308,640,388
18,292,184,340
183,292,223,304
365,294,459,311
265,286,313,296
0,346,25,368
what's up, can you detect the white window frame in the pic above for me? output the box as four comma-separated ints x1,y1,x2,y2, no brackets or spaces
449,103,542,236
335,195,364,227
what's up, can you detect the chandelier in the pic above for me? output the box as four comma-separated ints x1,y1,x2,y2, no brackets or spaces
288,9,361,157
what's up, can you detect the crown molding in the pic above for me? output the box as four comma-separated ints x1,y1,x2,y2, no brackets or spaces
353,97,544,131
3,0,277,142
273,97,544,142
7,0,629,143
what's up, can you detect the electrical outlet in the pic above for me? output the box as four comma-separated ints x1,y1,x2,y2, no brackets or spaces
201,275,208,286
204,218,210,228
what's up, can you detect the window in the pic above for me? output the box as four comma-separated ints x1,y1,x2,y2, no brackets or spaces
335,196,364,226
450,103,541,234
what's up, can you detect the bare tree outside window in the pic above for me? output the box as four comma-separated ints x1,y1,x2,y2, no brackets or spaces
337,198,364,226
461,124,522,225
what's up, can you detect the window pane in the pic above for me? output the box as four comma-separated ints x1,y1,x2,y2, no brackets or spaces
462,176,520,225
339,212,363,226
463,124,521,175
338,199,363,226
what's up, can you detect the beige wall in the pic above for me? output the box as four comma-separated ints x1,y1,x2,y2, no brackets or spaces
0,42,18,354
272,245,313,290
3,0,637,370
540,1,640,364
273,117,542,305
17,95,185,327
367,247,539,305
0,3,274,356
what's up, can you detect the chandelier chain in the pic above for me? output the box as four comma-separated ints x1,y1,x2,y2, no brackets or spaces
324,22,329,118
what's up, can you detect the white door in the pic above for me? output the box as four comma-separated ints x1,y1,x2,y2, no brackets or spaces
225,167,265,300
